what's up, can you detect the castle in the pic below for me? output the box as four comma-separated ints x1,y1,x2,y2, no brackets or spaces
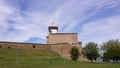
0,22,84,60
47,22,82,46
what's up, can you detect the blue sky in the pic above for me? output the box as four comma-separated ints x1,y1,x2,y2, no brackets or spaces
0,0,120,47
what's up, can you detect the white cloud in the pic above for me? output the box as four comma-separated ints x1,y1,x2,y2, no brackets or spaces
0,0,120,44
53,0,120,32
79,15,120,47
95,0,119,9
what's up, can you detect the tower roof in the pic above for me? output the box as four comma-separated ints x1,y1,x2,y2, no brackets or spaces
50,21,57,26
48,21,58,33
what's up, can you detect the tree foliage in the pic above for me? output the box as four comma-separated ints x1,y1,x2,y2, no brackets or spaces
70,46,80,61
82,42,99,62
101,39,120,63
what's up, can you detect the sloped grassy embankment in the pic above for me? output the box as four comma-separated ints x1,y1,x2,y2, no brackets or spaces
0,48,120,68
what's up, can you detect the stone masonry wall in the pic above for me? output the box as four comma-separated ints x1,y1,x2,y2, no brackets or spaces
47,33,78,45
0,42,73,59
0,42,86,61
50,43,73,59
0,42,50,50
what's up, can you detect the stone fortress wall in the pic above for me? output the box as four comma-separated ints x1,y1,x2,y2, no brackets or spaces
0,42,86,60
0,42,50,50
0,41,88,61
47,33,78,45
0,22,88,61
0,42,73,59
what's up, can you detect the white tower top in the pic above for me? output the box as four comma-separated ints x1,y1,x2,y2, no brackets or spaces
49,21,58,34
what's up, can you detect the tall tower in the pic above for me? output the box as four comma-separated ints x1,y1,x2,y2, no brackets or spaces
48,22,58,34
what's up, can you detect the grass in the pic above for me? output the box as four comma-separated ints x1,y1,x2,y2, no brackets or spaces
0,48,60,63
0,48,120,68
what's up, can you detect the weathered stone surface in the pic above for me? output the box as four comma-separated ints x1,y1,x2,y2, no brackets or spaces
0,42,88,61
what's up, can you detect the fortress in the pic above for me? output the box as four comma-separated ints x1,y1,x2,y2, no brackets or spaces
47,23,81,46
0,22,85,60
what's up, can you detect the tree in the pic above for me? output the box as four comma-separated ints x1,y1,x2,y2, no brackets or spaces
70,46,80,61
82,42,99,62
101,39,120,63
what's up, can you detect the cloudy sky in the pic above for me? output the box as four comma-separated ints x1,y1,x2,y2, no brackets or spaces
0,0,120,47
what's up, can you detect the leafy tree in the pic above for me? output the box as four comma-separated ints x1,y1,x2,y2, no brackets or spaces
70,46,80,61
82,42,99,62
101,39,120,63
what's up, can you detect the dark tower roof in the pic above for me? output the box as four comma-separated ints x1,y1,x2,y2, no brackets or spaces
48,22,58,33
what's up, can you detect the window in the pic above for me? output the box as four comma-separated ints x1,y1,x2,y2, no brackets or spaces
72,43,74,45
75,43,77,45
32,45,35,48
8,47,10,49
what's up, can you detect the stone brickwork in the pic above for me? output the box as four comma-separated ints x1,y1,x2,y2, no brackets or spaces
45,22,84,60
46,33,83,59
0,23,87,61
0,42,72,59
50,43,73,59
47,33,78,45
0,42,87,61
0,42,50,50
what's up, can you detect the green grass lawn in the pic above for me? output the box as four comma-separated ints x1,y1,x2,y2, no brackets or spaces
0,48,120,68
